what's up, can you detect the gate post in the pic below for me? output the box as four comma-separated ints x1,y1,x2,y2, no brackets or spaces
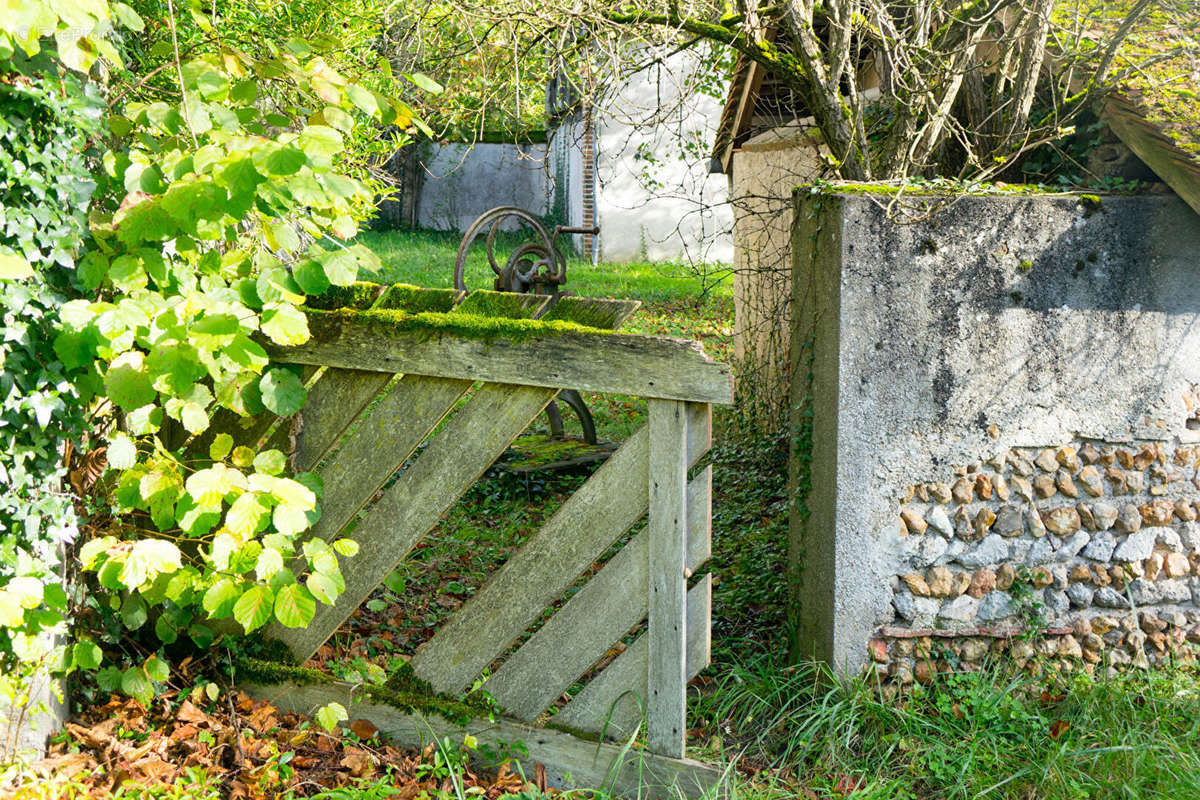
647,399,689,758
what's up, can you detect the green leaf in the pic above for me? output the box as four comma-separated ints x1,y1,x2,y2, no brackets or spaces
202,579,239,618
293,258,330,295
144,656,170,683
405,72,443,93
346,84,379,117
226,492,271,539
260,368,307,415
273,583,316,628
253,449,286,476
306,572,338,605
255,548,284,581
260,304,310,346
120,594,148,630
74,640,103,670
322,105,354,132
210,433,234,461
121,667,154,706
155,614,178,644
97,667,124,693
0,249,33,280
232,585,274,632
318,248,357,287
232,446,255,468
298,126,343,160
120,540,182,589
332,539,359,557
105,354,156,412
107,433,138,470
112,3,146,32
315,701,348,732
188,624,214,648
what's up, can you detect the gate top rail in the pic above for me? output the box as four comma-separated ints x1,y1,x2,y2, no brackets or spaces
266,282,733,405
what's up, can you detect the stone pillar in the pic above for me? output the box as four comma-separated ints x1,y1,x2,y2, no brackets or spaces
787,190,1200,676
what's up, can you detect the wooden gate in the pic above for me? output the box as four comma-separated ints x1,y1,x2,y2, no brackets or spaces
240,282,732,796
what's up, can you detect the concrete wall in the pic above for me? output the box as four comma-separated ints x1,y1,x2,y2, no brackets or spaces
729,125,822,424
789,191,1200,677
590,51,732,264
415,142,551,232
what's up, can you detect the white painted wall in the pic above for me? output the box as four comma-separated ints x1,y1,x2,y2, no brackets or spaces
591,52,732,264
416,142,551,232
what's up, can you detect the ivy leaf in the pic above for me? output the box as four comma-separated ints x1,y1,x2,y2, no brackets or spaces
315,702,347,733
232,585,274,632
260,368,306,415
0,249,33,280
260,303,310,346
273,583,316,628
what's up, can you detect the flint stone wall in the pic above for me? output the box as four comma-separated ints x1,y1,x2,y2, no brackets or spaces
788,191,1200,677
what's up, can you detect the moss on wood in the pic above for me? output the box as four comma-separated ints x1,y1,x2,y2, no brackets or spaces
454,290,545,319
378,284,462,314
542,297,640,330
236,657,490,726
304,282,385,311
305,307,614,347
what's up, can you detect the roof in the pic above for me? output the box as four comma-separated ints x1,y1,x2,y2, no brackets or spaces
710,5,1200,216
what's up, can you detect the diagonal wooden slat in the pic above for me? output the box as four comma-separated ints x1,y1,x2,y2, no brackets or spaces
485,471,712,722
551,576,711,741
291,369,396,472
411,404,711,696
272,383,556,663
311,375,473,541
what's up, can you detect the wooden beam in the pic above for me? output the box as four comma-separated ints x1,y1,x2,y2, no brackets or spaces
268,313,733,404
646,400,689,758
241,681,727,799
552,577,711,742
269,383,555,663
1103,97,1200,219
540,296,642,329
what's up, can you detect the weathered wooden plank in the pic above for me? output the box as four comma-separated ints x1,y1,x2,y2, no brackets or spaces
552,577,711,742
271,383,556,663
311,375,473,540
411,427,650,695
377,284,464,313
540,296,641,330
291,369,395,472
647,400,689,758
267,312,734,404
411,409,711,696
484,470,713,722
686,466,712,578
241,681,726,799
1103,97,1200,220
454,290,551,319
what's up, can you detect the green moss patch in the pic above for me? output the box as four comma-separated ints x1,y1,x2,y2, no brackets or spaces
306,307,615,347
377,284,462,314
542,296,640,330
236,657,489,726
303,282,385,311
454,290,548,319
